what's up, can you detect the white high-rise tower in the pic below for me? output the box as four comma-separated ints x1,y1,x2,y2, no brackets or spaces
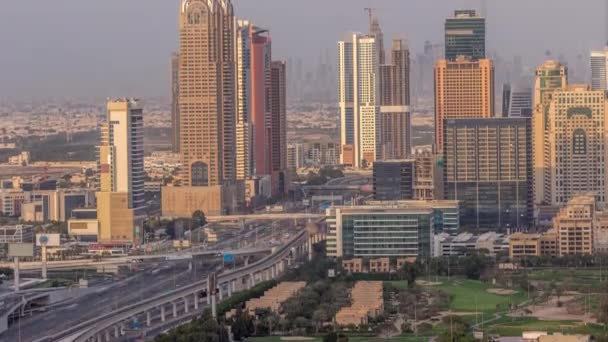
338,33,380,168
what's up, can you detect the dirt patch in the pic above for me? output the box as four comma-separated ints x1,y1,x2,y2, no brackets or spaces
513,296,596,324
487,288,517,295
438,311,480,316
416,280,442,286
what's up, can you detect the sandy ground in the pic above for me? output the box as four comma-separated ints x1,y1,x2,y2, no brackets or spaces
416,280,442,286
487,288,517,295
515,296,596,323
438,311,480,316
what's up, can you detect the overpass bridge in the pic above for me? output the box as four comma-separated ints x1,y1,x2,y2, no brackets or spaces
0,247,273,272
33,227,321,342
0,288,69,334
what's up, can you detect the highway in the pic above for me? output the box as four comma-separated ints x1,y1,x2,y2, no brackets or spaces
0,217,301,341
2,259,215,342
57,228,309,342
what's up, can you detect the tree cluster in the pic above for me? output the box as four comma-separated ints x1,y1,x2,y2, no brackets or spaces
305,166,344,185
155,311,229,342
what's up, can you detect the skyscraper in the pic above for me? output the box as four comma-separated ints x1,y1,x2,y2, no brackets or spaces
434,56,494,152
338,33,380,168
235,20,254,181
97,99,145,243
251,28,271,176
338,38,355,167
270,60,287,195
178,0,236,187
171,52,180,153
541,85,608,207
443,117,533,231
444,10,485,61
591,48,608,91
380,39,411,159
532,60,568,205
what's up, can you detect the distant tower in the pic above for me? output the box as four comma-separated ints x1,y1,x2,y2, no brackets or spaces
365,8,385,64
63,110,72,143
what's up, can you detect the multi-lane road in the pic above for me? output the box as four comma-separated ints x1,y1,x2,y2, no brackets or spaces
1,217,300,341
3,259,213,341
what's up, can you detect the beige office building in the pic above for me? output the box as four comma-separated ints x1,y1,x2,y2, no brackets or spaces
509,231,558,259
97,99,145,243
434,56,494,152
541,85,608,207
554,196,597,256
179,0,236,186
532,60,568,205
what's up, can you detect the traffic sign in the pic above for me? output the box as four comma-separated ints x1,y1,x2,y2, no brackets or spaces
223,253,234,263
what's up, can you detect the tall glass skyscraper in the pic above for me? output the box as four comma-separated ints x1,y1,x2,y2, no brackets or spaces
444,10,485,61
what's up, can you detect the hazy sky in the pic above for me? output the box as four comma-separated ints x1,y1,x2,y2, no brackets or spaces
0,0,606,101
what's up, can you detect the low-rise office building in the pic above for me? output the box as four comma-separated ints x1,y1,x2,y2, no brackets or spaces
433,231,510,257
369,257,391,273
342,258,363,273
326,201,459,259
553,195,603,256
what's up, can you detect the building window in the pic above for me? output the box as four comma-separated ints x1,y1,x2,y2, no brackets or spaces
573,129,586,155
191,161,209,186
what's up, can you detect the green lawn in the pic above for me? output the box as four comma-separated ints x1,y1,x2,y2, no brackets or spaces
388,278,526,313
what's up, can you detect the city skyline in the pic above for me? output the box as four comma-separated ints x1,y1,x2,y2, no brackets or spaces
2,1,608,340
2,0,608,100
